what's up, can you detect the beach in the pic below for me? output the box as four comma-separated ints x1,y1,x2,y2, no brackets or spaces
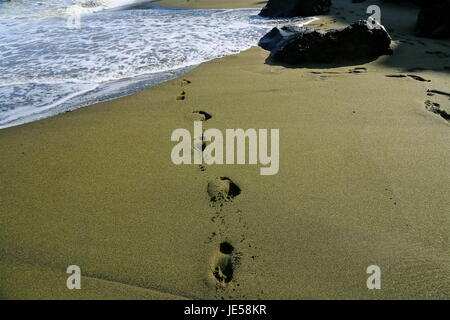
0,0,449,299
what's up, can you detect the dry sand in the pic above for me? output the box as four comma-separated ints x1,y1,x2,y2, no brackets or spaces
0,0,449,299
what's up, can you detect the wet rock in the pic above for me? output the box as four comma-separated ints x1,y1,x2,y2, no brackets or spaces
259,20,393,65
259,0,331,18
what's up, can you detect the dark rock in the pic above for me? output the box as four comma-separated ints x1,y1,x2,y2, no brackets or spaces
258,25,306,51
415,0,450,38
259,0,331,18
259,20,393,65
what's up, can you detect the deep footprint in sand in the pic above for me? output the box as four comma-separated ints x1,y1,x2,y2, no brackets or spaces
407,74,431,82
186,110,212,122
310,71,340,75
193,135,207,153
191,110,212,122
427,90,450,99
425,100,450,121
207,177,241,203
176,91,186,100
385,74,407,78
385,74,430,82
311,68,367,76
348,67,367,74
181,79,191,86
212,242,234,284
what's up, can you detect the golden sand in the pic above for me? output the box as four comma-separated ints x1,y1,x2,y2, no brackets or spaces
0,0,449,299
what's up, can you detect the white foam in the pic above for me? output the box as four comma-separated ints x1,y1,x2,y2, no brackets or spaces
0,3,316,128
65,0,156,15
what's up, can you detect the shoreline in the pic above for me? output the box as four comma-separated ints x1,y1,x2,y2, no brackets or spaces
0,2,270,130
1,0,449,299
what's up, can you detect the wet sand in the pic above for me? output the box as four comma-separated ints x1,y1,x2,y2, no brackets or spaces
0,0,449,299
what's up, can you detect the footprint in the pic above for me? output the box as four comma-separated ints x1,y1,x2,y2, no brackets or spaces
180,79,191,86
425,100,450,121
427,90,450,99
207,177,241,203
407,74,431,82
386,74,407,78
176,91,186,100
186,110,212,122
385,74,430,82
310,71,340,74
348,67,367,74
192,110,212,121
212,242,234,284
311,68,367,76
193,135,207,152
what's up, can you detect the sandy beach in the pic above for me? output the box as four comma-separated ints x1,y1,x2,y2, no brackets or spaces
0,0,449,299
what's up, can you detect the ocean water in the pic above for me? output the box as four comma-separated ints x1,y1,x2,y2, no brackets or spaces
0,0,315,128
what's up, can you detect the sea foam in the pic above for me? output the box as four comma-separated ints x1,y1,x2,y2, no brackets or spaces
0,1,315,128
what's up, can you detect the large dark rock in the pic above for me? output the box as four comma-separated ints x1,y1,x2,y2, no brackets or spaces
415,0,450,38
259,20,393,65
259,0,331,18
